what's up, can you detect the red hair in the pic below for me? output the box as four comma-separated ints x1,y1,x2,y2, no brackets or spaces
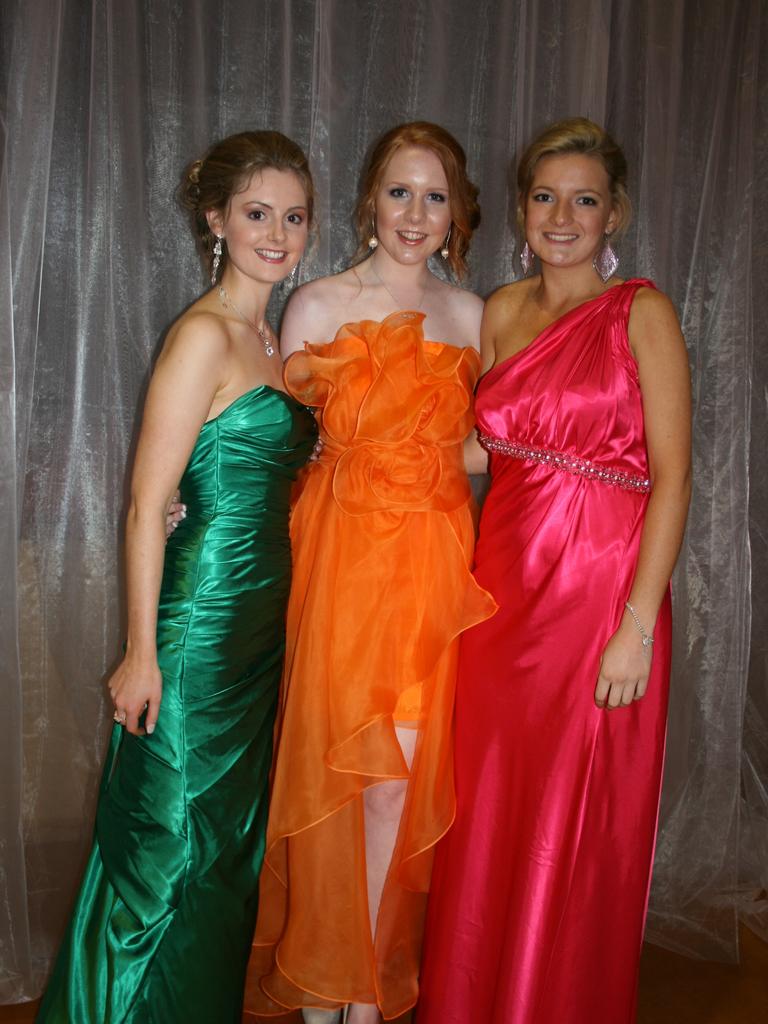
355,122,480,279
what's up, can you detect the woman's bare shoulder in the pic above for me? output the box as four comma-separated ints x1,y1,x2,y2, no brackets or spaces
292,269,364,316
483,278,533,323
282,269,366,349
431,280,484,343
629,284,679,323
488,277,532,304
299,265,365,299
627,285,681,341
628,284,685,360
162,301,231,357
436,278,484,314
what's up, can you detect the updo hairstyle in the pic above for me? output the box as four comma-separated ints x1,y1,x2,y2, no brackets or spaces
354,121,481,280
179,130,314,279
516,117,632,242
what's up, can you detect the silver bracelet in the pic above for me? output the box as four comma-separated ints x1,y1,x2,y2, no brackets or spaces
625,601,654,648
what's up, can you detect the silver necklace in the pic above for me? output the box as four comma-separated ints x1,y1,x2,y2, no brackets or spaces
370,262,428,312
218,285,275,357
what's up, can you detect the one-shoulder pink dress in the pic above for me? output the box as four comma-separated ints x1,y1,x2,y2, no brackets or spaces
418,279,671,1024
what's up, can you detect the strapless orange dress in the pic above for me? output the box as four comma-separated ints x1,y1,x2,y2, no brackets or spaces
242,312,496,1020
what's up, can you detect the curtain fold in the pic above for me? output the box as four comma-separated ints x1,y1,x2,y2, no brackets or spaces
1,0,765,1001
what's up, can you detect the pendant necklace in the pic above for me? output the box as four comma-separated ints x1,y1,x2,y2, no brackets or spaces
218,285,275,357
370,261,428,313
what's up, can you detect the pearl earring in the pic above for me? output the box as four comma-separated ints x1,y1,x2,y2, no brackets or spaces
441,226,452,260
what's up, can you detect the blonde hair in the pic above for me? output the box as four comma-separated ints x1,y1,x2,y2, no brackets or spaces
179,130,314,278
354,122,481,279
517,117,632,241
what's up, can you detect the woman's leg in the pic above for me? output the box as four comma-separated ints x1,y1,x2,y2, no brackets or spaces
347,726,417,1024
301,1010,343,1023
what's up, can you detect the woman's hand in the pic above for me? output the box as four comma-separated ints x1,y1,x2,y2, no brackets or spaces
108,655,163,736
165,491,187,538
594,613,652,709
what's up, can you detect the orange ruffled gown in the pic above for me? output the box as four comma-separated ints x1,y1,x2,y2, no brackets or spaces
243,312,496,1020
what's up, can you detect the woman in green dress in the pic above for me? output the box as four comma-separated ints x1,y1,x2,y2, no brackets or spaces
37,130,317,1024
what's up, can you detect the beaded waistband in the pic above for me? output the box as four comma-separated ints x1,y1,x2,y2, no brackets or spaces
478,434,650,493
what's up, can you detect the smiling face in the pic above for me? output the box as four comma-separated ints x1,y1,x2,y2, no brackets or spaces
207,167,309,284
373,145,453,267
524,153,618,271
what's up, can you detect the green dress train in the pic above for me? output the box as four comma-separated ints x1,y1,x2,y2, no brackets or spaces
37,385,316,1024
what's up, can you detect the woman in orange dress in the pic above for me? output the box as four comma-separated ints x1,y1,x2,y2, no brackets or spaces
243,123,497,1024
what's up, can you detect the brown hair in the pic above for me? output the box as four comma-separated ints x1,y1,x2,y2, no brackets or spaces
179,130,314,278
516,117,632,242
354,122,481,279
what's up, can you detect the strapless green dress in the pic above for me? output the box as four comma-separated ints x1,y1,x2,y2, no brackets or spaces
37,386,316,1024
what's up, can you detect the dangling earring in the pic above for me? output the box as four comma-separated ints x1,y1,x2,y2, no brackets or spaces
367,213,379,250
280,262,299,296
520,241,534,276
211,236,223,285
441,226,451,260
593,234,619,282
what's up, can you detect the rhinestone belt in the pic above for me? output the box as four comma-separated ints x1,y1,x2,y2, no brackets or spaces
478,434,650,493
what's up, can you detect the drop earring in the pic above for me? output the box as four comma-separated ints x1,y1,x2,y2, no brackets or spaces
367,214,379,249
520,242,533,276
211,236,223,285
441,226,451,260
593,235,619,281
287,262,299,289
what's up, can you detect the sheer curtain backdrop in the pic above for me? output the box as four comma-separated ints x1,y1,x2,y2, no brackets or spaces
1,0,766,1003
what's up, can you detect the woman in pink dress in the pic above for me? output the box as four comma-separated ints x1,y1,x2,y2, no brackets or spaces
418,118,692,1023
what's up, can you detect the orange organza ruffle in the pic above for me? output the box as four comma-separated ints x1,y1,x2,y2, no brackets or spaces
243,313,497,1020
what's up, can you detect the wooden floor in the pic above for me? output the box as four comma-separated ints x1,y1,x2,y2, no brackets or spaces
2,928,766,1022
637,927,768,1024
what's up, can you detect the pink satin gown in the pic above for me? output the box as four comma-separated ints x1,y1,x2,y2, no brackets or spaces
418,279,671,1024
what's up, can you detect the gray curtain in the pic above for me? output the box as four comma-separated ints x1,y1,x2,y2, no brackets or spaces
1,0,766,1003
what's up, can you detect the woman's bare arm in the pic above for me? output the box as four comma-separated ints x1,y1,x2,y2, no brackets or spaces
109,316,229,734
595,288,692,709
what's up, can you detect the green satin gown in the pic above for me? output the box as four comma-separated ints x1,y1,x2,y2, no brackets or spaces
37,386,316,1024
